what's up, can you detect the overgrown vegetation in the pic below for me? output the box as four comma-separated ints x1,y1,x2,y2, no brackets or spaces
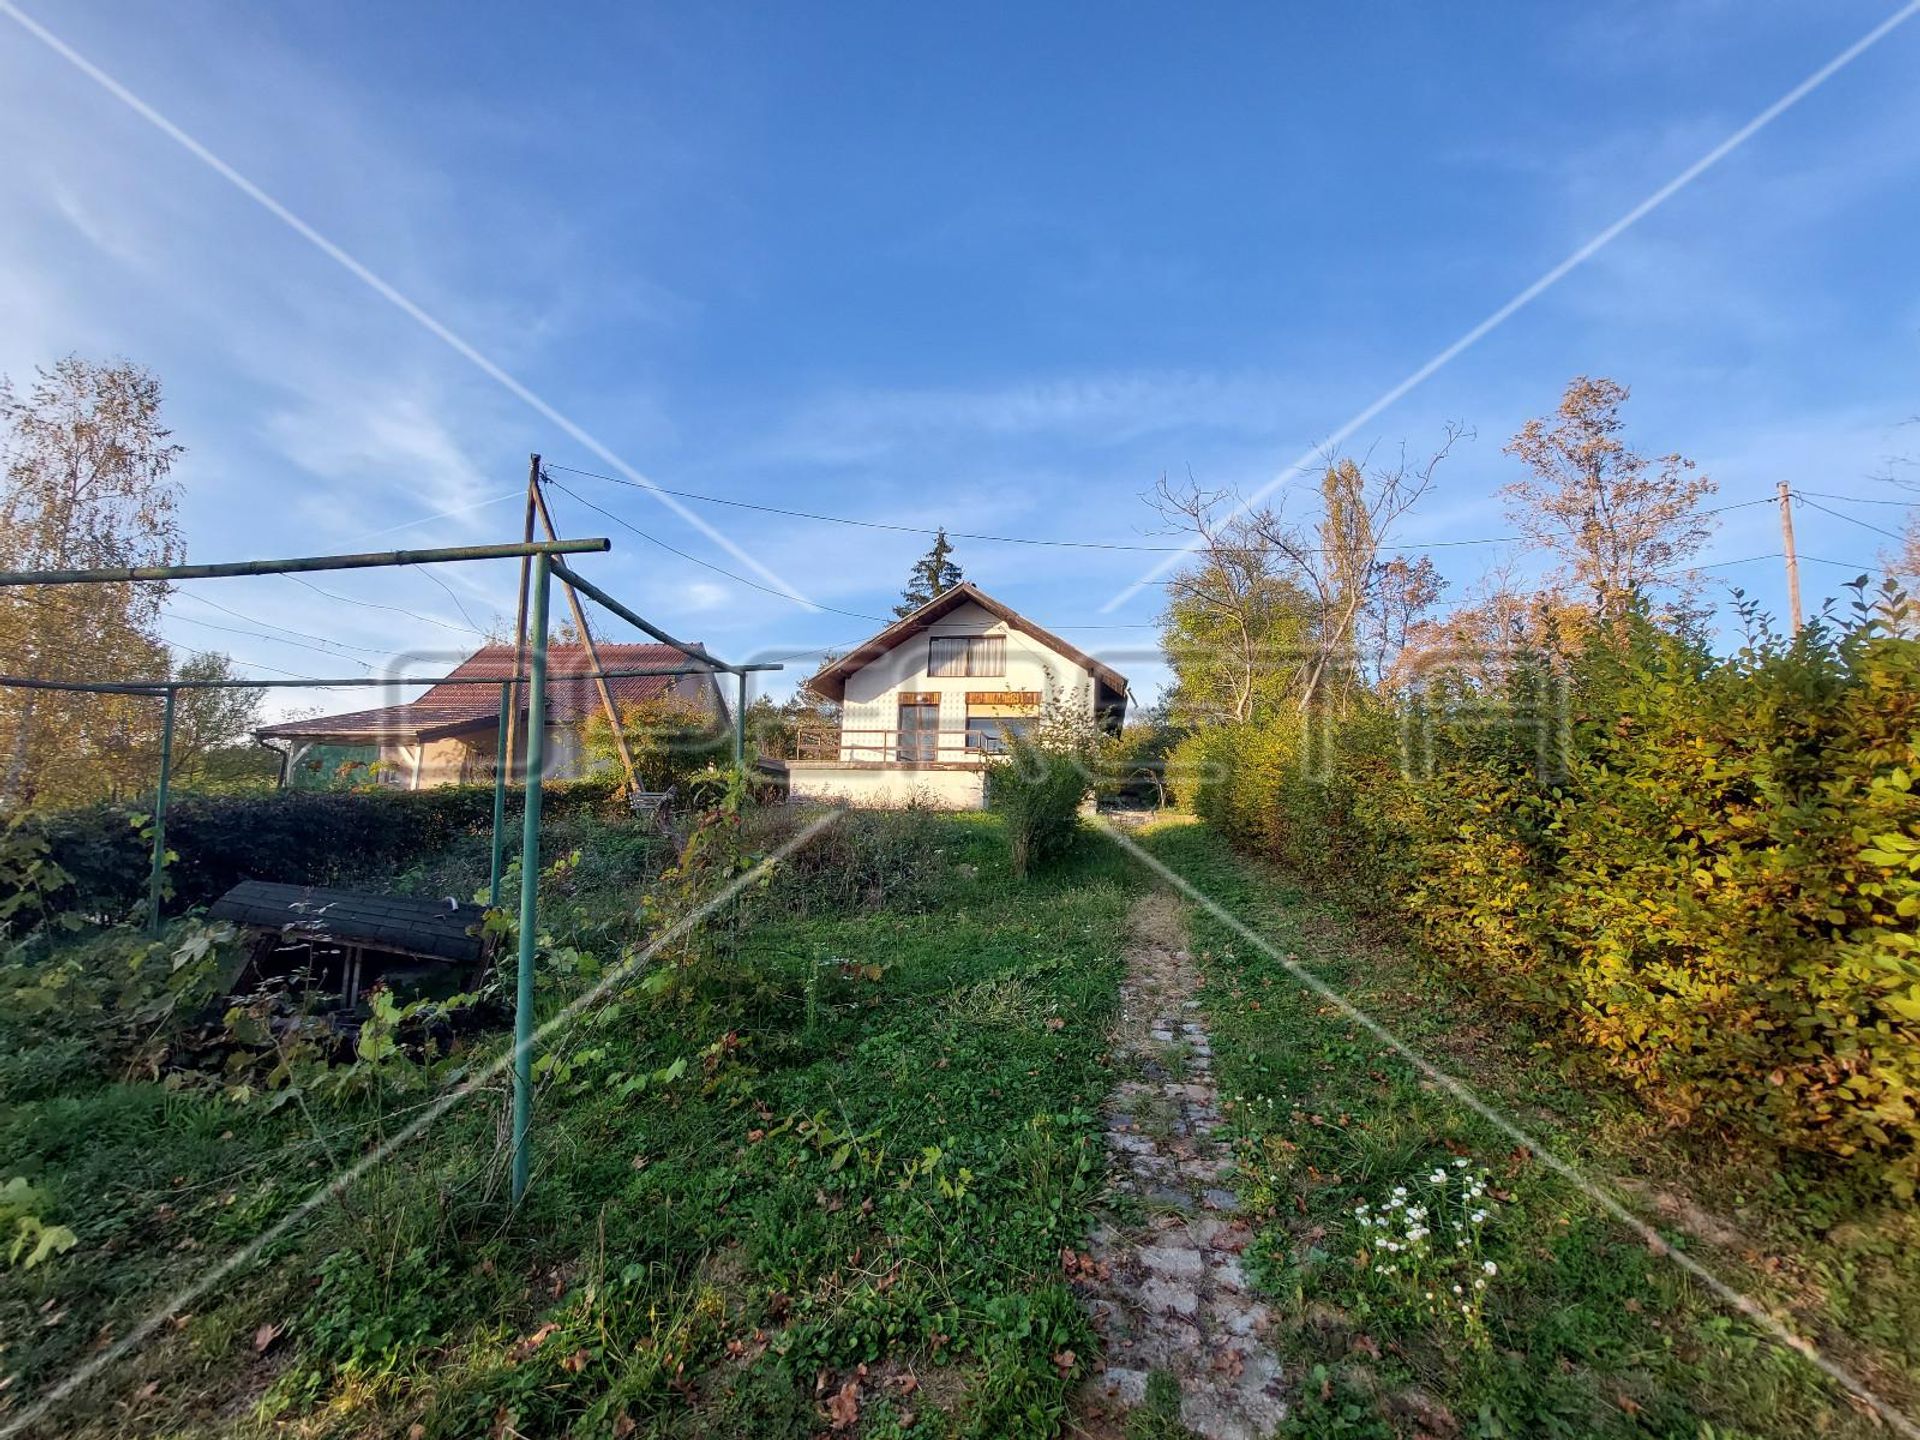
1176,589,1920,1195
1143,819,1920,1439
987,731,1093,879
2,778,623,930
0,802,1132,1438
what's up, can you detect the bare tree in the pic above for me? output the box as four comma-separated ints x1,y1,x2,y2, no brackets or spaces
1503,376,1715,620
1256,429,1465,712
1149,475,1314,725
1149,424,1464,720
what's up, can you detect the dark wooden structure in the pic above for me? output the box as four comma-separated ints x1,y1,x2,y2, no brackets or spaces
210,881,490,1009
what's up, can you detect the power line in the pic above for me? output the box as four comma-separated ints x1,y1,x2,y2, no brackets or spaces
410,562,488,632
171,590,393,658
1793,495,1909,544
547,460,1778,558
163,610,377,671
1794,488,1917,508
541,476,892,624
281,573,491,639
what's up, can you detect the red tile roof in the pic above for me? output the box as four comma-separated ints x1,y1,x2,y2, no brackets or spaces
257,644,717,741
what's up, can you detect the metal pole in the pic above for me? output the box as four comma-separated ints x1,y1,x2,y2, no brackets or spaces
546,560,728,671
147,686,177,935
734,670,747,770
0,537,607,587
505,455,540,785
510,553,551,1204
489,680,511,908
0,665,776,697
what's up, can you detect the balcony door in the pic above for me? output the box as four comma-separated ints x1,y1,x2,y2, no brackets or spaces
897,693,939,763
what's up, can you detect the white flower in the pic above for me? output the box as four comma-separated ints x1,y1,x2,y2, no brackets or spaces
1475,1278,1486,1290
1483,1261,1498,1275
1392,1186,1407,1197
1451,1284,1462,1295
1453,1157,1469,1168
1471,1209,1487,1224
1429,1169,1447,1184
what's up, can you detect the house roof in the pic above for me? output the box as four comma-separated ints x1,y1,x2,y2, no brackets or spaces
805,583,1129,703
257,643,716,742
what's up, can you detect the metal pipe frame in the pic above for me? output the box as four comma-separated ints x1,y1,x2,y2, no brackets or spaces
546,559,728,672
1,535,783,1206
0,665,775,697
510,553,551,1204
146,688,177,935
0,537,609,588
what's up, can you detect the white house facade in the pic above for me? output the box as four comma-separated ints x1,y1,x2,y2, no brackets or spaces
774,583,1127,809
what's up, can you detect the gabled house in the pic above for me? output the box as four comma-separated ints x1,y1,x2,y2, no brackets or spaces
256,643,726,789
774,582,1127,809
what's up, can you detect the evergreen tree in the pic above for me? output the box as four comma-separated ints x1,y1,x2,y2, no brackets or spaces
894,529,963,617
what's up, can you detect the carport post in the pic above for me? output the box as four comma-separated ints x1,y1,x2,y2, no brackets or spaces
510,553,552,1204
146,685,177,935
734,671,747,770
488,680,511,908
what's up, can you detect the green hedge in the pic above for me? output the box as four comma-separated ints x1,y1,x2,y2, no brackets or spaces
19,779,623,920
1183,608,1920,1193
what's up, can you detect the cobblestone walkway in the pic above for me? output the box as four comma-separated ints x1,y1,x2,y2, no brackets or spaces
1072,893,1288,1440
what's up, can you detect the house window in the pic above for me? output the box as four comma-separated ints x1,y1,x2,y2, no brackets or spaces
897,694,939,763
964,716,1031,754
929,634,1005,677
964,691,1039,753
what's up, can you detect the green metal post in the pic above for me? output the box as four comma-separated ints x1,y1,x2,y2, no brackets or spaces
510,554,551,1204
489,679,511,908
147,687,177,935
734,670,747,771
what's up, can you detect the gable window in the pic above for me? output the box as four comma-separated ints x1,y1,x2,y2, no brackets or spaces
929,634,1005,678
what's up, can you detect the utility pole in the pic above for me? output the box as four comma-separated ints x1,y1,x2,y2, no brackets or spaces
529,467,639,792
1779,482,1803,637
503,455,540,780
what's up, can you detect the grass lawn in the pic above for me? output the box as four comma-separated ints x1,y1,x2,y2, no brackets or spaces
1,809,1137,1438
1137,817,1920,1439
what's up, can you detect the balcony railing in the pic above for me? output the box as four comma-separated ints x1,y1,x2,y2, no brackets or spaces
784,726,1001,764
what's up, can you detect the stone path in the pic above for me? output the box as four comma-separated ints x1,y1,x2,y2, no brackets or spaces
1072,892,1287,1439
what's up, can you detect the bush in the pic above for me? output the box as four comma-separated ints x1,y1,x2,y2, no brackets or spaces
10,778,623,923
1186,595,1920,1193
986,734,1091,879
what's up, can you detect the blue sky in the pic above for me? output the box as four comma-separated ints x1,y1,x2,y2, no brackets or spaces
2,0,1917,714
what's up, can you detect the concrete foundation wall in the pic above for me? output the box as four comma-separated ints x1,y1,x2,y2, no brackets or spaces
785,764,986,810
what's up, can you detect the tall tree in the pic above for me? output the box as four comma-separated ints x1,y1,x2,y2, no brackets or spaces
894,529,963,617
1150,479,1316,725
1502,376,1716,621
0,356,184,808
1151,425,1462,720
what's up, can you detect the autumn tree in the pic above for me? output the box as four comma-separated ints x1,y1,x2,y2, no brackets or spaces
1151,480,1316,725
1152,426,1462,720
894,529,964,617
0,356,184,808
1502,376,1716,622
